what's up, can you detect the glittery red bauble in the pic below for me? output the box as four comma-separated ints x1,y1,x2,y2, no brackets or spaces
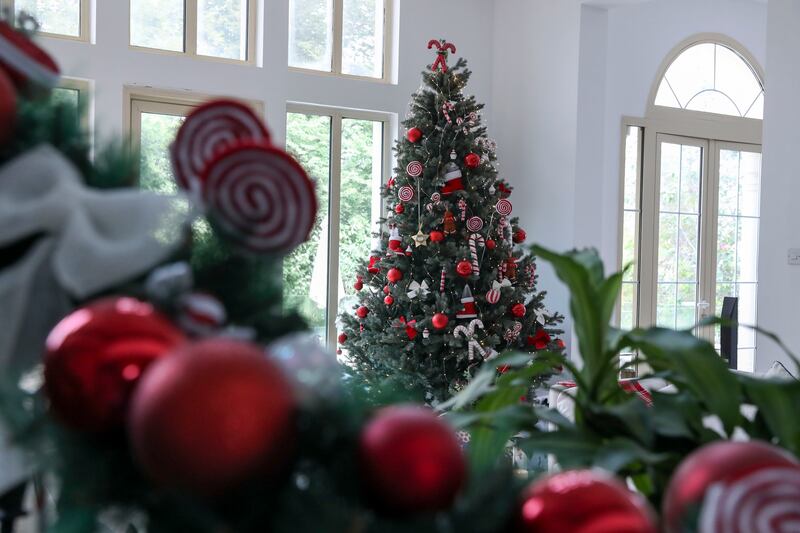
464,153,480,168
456,260,473,278
430,231,444,243
383,285,390,295
354,280,364,291
663,441,800,533
511,303,526,318
357,306,370,319
515,470,657,533
128,339,296,497
395,203,405,214
359,405,466,514
514,229,527,243
0,69,16,145
407,128,423,143
44,297,185,433
384,295,394,305
387,268,403,283
432,313,449,330
486,239,496,250
338,333,348,344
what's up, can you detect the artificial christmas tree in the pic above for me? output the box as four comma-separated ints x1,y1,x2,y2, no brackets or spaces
340,42,563,402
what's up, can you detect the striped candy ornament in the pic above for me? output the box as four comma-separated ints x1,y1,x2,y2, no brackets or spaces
485,287,500,304
466,216,484,233
495,199,513,216
0,20,60,91
171,100,271,194
398,186,415,202
406,161,424,177
177,292,226,337
200,142,317,255
469,233,485,275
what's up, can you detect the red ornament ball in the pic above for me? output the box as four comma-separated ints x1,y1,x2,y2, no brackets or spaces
432,313,449,330
336,349,343,355
354,280,364,291
663,440,800,533
387,267,403,283
456,260,473,278
0,69,17,145
359,405,466,514
383,285,390,295
338,333,348,344
430,230,445,243
44,297,186,433
513,229,527,243
384,295,394,305
464,153,481,169
486,239,496,250
128,339,296,497
395,203,405,214
357,306,370,319
406,127,423,143
511,303,527,318
515,470,656,533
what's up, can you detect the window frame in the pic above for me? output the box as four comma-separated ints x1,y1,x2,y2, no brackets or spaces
285,102,394,346
2,0,91,42
127,0,258,65
57,77,93,135
288,0,395,83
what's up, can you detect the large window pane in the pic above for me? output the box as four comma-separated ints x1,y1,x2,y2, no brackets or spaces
342,0,384,78
288,0,333,71
16,0,80,37
131,0,185,52
284,113,332,341
139,113,185,194
197,0,248,60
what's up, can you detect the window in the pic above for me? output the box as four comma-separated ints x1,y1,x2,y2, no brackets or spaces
621,36,763,372
283,105,391,345
3,0,90,40
129,0,257,62
53,78,93,134
288,0,392,80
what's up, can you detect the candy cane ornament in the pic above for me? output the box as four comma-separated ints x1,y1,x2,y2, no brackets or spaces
428,39,457,72
440,267,447,293
458,198,467,221
504,322,523,343
469,233,485,276
442,101,455,125
454,319,486,360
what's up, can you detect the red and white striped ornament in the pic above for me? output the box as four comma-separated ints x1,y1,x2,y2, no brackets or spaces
398,186,415,202
171,99,271,194
177,292,226,337
468,233,485,276
406,161,423,177
457,198,467,221
440,267,446,293
485,284,501,305
466,216,484,233
496,199,513,216
0,20,60,91
200,142,317,255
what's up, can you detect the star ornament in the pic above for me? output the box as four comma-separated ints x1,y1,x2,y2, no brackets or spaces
412,229,429,247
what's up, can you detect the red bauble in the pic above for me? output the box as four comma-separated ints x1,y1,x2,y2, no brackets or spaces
456,260,473,278
128,339,296,497
359,405,466,514
432,313,449,330
464,153,480,168
368,256,381,274
513,229,527,243
515,470,657,533
407,127,423,143
338,333,348,344
395,203,405,214
0,69,16,145
486,239,496,250
384,295,394,305
354,280,364,291
511,303,527,318
383,285,390,295
357,306,370,319
664,441,800,533
44,297,186,433
387,267,403,283
430,230,445,243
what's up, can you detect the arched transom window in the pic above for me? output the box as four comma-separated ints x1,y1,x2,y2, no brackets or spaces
654,42,764,119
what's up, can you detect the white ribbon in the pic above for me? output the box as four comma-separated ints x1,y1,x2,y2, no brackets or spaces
407,280,430,299
454,319,486,360
493,279,512,291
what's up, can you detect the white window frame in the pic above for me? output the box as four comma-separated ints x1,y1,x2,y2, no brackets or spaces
618,34,764,370
57,77,94,135
128,0,258,65
288,0,395,83
285,102,394,346
2,0,91,42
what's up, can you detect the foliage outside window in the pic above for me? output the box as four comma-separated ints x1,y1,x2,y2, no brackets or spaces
4,0,88,40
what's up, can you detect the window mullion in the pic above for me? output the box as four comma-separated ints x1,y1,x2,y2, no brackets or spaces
700,141,720,341
326,114,344,349
331,0,343,74
185,0,198,56
638,129,659,330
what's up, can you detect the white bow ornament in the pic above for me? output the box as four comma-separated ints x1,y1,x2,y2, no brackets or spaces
407,280,431,299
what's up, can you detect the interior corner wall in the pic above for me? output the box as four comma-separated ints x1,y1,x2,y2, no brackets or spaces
757,0,800,374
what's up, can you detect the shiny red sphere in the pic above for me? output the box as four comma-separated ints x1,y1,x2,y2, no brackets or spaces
432,313,449,330
354,280,364,291
395,203,405,214
128,339,296,497
359,405,466,514
429,231,445,243
456,260,473,277
407,128,423,143
464,153,480,168
0,69,16,145
511,303,527,318
513,229,527,243
383,285,390,295
44,297,186,433
387,267,403,283
486,239,496,250
338,333,348,344
663,441,800,533
515,470,657,533
384,295,394,305
357,306,370,319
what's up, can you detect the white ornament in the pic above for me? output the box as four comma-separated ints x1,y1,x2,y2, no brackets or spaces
407,280,431,299
454,319,486,360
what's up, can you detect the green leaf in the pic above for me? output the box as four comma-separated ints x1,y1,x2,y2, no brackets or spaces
737,374,800,455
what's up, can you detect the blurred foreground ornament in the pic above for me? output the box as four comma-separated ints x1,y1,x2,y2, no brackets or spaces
0,20,60,93
0,67,16,144
269,333,341,406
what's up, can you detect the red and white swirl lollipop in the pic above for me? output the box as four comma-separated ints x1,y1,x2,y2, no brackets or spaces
406,161,423,178
466,216,484,233
200,142,317,255
171,99,271,194
0,20,60,91
398,186,415,202
496,199,513,217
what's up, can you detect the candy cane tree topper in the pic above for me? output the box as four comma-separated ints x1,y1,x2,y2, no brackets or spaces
428,39,456,72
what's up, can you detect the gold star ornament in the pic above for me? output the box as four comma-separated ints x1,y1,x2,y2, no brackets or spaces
412,229,429,247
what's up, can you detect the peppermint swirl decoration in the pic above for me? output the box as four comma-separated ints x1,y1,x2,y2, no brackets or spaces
171,100,271,193
466,216,484,232
495,199,513,216
200,143,317,255
406,161,424,177
398,186,415,202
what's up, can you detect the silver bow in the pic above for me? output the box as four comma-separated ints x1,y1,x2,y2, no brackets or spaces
407,280,430,299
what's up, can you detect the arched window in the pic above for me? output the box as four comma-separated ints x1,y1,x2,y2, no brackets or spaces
620,36,764,373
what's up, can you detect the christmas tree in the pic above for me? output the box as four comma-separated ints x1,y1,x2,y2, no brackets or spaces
339,41,564,402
